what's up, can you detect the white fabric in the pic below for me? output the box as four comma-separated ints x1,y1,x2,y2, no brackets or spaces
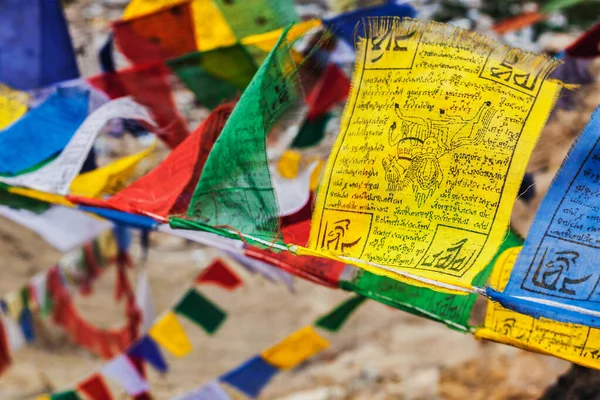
1,315,25,353
101,354,149,396
0,205,112,252
172,381,231,400
135,269,156,333
272,162,317,217
30,272,48,310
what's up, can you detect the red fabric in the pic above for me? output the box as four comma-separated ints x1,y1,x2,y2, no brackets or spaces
113,3,197,65
566,22,600,58
78,373,114,400
0,319,12,376
88,62,190,148
493,12,546,34
196,259,243,290
280,192,313,229
244,220,345,288
306,64,350,120
69,102,234,218
47,264,140,360
80,242,100,296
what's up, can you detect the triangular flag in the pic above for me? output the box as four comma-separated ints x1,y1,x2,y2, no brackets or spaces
77,373,113,400
196,259,243,291
315,295,366,332
174,290,226,335
219,356,279,399
173,380,231,400
101,354,149,396
128,336,168,374
261,326,329,370
148,312,192,358
135,270,156,333
50,390,82,400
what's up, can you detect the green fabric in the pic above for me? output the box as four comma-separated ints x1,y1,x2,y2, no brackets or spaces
51,390,82,400
292,113,331,149
170,26,301,244
0,184,51,214
340,230,524,332
174,289,227,335
212,0,297,39
315,295,366,332
542,0,586,12
168,45,258,109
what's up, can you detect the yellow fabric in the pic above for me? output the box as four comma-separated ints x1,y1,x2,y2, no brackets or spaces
149,311,192,358
122,0,187,19
242,19,321,52
310,160,323,191
0,85,28,130
307,19,562,293
8,186,73,207
475,246,600,369
70,140,156,198
34,396,50,400
260,326,329,369
191,0,237,51
3,291,22,321
278,150,302,179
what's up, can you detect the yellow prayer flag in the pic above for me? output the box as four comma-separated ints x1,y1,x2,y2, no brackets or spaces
122,0,187,19
34,396,50,400
3,291,22,321
306,18,562,293
310,160,323,191
475,246,600,369
149,311,192,358
242,19,322,53
278,150,302,179
0,85,28,130
261,326,329,370
7,186,73,207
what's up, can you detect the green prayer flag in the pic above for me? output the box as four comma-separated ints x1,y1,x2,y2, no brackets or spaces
174,289,227,335
51,390,82,400
0,184,51,214
340,230,523,331
170,25,302,244
542,0,588,13
315,295,366,332
168,45,258,110
212,0,297,39
292,113,331,149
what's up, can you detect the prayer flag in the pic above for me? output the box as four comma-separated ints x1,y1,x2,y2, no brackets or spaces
306,63,350,120
196,259,243,291
492,12,546,34
148,312,192,357
128,336,168,374
173,380,231,400
101,354,149,396
174,289,227,335
307,18,562,293
315,295,366,332
260,326,329,370
292,113,331,149
0,318,12,376
134,271,156,333
488,107,600,327
219,356,279,399
50,391,81,400
0,85,28,130
566,22,600,58
77,373,114,400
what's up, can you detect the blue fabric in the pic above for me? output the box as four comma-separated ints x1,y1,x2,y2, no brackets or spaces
487,107,600,327
80,206,159,230
0,0,79,90
323,1,416,47
0,87,89,176
128,335,168,373
112,224,132,252
99,34,116,73
18,309,35,343
220,356,279,398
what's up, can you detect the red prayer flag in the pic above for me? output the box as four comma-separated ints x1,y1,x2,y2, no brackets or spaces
69,102,234,218
196,259,243,290
493,11,546,35
0,319,12,376
88,62,190,148
306,64,350,121
566,22,600,58
113,3,197,65
78,373,114,400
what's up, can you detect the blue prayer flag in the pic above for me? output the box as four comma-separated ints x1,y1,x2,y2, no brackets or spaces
79,207,159,230
128,335,168,373
219,356,279,398
488,107,600,326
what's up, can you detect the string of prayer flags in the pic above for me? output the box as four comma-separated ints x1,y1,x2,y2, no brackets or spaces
128,336,169,374
196,259,243,291
219,355,279,399
68,102,232,218
174,289,227,335
341,230,524,331
148,312,192,358
476,245,600,370
77,374,114,400
170,23,312,244
88,63,190,148
565,22,600,58
0,85,28,130
0,87,89,176
306,18,563,293
0,0,79,90
315,295,366,332
487,107,600,327
260,326,329,370
323,2,416,47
